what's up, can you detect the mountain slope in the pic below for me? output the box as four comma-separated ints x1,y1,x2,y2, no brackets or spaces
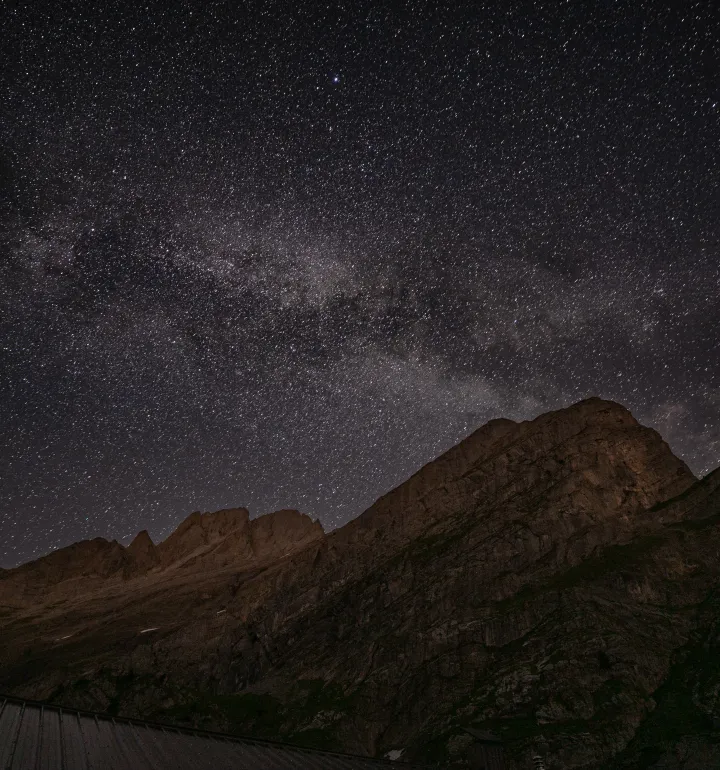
1,398,718,768
0,507,323,608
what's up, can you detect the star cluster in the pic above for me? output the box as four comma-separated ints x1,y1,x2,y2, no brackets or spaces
1,1,718,566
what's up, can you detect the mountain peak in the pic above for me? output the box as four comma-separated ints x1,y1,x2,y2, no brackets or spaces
345,398,694,547
1,399,715,768
154,506,324,571
128,529,154,550
126,529,158,574
551,395,638,423
157,507,251,567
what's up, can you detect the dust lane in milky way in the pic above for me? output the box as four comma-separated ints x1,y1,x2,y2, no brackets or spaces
0,2,717,566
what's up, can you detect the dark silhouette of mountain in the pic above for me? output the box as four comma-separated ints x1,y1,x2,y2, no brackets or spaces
2,398,719,768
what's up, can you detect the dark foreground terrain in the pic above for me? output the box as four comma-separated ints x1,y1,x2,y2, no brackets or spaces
2,398,720,768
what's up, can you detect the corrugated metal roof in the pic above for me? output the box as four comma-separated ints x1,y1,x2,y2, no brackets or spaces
0,695,430,769
462,727,502,744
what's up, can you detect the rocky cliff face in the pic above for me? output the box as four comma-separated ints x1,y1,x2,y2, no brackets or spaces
1,398,718,768
333,397,693,580
155,507,323,571
0,506,323,607
126,529,159,574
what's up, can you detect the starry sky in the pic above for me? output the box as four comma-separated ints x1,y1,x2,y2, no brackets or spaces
1,1,718,567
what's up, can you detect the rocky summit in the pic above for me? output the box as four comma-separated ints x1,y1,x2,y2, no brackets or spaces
2,398,720,768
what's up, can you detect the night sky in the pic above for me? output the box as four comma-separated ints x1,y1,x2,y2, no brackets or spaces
1,2,718,568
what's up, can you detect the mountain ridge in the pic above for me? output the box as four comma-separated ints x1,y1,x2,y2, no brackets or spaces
0,507,324,606
1,398,717,769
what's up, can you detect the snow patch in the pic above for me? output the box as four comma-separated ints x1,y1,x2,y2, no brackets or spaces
139,627,159,634
385,749,405,761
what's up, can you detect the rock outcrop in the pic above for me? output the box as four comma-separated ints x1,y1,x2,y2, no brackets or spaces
126,530,159,574
0,537,128,606
157,507,253,568
157,507,324,571
0,507,324,606
1,398,718,769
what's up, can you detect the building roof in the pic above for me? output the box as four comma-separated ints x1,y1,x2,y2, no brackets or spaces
462,727,503,744
0,694,429,769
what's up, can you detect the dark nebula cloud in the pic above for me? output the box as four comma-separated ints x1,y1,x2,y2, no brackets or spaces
1,1,718,566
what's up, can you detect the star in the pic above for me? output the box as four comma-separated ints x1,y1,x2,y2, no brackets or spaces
0,2,716,567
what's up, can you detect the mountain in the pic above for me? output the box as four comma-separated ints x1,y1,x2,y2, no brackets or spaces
0,507,322,608
1,398,719,768
155,507,323,570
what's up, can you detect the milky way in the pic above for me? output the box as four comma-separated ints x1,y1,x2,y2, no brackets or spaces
1,2,718,567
